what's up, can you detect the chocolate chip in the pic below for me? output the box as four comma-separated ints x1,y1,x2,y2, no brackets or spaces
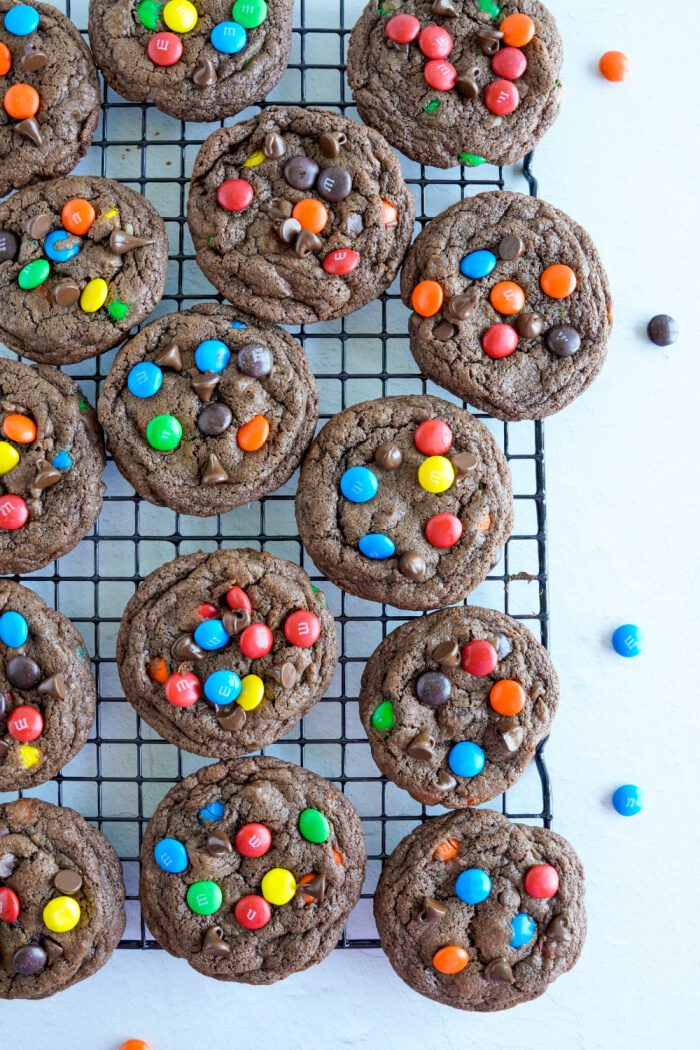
20,44,48,72
433,321,456,341
217,705,246,732
269,198,293,220
109,230,155,255
14,118,43,147
342,212,364,237
516,312,544,340
484,958,514,984
53,279,81,306
237,343,272,378
529,681,545,700
446,291,478,321
0,228,18,262
276,217,302,244
546,325,581,357
432,640,460,668
206,828,233,856
0,852,17,878
319,131,347,159
6,656,41,689
54,869,83,895
316,166,352,202
406,730,435,761
398,551,426,580
33,460,62,491
647,314,678,347
419,896,447,923
222,608,251,637
295,229,323,258
202,925,230,955
436,769,457,791
191,372,220,402
545,914,572,945
416,670,452,707
0,738,11,763
172,634,204,661
193,58,217,88
154,343,183,370
42,939,63,966
451,451,478,480
201,453,229,485
25,212,51,240
431,0,458,15
498,233,525,261
0,692,7,720
374,441,402,471
477,28,503,55
300,873,326,902
38,674,66,700
502,726,525,752
12,945,47,976
265,662,297,688
284,155,319,191
197,402,233,436
456,74,480,99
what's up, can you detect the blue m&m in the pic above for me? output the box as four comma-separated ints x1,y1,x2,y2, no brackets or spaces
0,610,29,648
43,230,80,263
195,339,231,373
611,624,644,658
210,21,247,53
358,534,395,560
199,800,226,823
612,784,643,816
455,868,491,905
340,466,378,503
460,249,497,280
127,361,163,399
510,912,536,948
448,740,485,778
204,669,242,706
194,619,230,651
154,837,188,873
51,450,73,470
4,5,40,36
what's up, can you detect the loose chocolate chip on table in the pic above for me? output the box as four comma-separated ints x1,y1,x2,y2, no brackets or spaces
206,828,233,856
416,670,452,707
202,453,229,485
374,441,403,470
263,132,286,159
295,229,323,258
484,958,514,984
432,640,460,668
451,451,478,480
202,925,230,956
319,131,347,159
516,312,544,340
192,58,217,88
277,217,302,244
265,662,297,688
12,945,47,976
54,869,83,895
25,212,51,240
647,314,678,347
6,656,42,689
172,634,204,661
53,278,81,306
316,166,352,202
502,726,525,752
154,343,183,371
191,372,221,402
197,402,233,436
406,730,435,761
15,118,43,147
38,674,66,700
433,321,456,341
217,705,246,732
237,343,273,378
419,896,447,923
0,852,17,878
546,325,581,357
398,551,426,580
498,233,525,261
284,155,319,191
0,229,18,261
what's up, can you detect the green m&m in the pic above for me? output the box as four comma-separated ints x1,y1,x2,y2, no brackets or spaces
370,700,394,731
137,0,163,30
18,258,50,290
146,414,182,451
186,880,222,916
298,808,330,844
459,152,487,167
107,301,130,322
478,0,501,17
232,0,267,29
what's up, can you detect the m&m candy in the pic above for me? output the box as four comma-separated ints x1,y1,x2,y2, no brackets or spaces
510,912,536,948
524,864,559,899
340,465,378,503
186,880,223,916
500,13,535,47
217,178,254,212
284,610,321,648
62,199,95,236
80,278,108,314
611,784,644,816
236,674,264,711
0,42,9,77
490,281,525,315
127,362,163,399
484,79,520,116
52,450,73,470
292,198,328,234
154,838,189,873
412,280,444,318
237,414,270,451
491,46,527,80
226,586,251,613
540,264,576,299
461,639,498,677
418,25,453,60
418,456,455,494
163,0,198,33
204,669,242,706
482,324,519,359
323,249,360,276
424,513,462,548
448,740,485,778
298,808,330,844
433,945,468,974
490,679,525,716
370,700,394,731
0,610,29,647
3,81,39,120
195,339,231,373
232,1,268,29
148,31,183,66
18,258,49,290
235,894,271,930
146,414,182,451
3,414,36,443
0,442,19,475
359,534,395,560
199,800,226,823
0,887,21,923
599,50,630,82
611,624,644,657
137,0,163,29
239,623,273,659
261,867,296,906
8,705,43,741
44,230,80,263
211,22,247,54
4,5,40,36
424,59,457,91
164,672,201,707
194,619,230,651
385,13,420,44
414,419,452,456
460,250,497,280
235,823,272,858
455,868,491,905
43,896,81,933
0,495,28,530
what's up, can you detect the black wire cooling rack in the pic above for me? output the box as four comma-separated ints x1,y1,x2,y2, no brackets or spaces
1,0,550,949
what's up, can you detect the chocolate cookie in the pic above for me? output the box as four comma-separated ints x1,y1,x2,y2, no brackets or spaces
0,360,105,575
0,2,100,199
140,756,366,983
359,605,558,807
117,549,337,758
89,0,293,123
347,1,563,170
97,304,319,516
0,175,168,365
374,807,585,1011
0,580,95,792
401,191,614,421
187,106,415,325
295,395,513,610
0,798,125,1000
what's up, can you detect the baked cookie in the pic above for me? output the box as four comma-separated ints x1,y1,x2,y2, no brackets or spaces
0,1,100,199
140,756,366,983
89,0,293,123
187,106,415,325
0,580,95,792
0,798,125,1000
97,304,319,516
0,360,105,575
347,0,563,170
401,191,613,421
374,807,585,1011
359,605,558,807
117,549,337,758
0,175,168,365
295,395,513,610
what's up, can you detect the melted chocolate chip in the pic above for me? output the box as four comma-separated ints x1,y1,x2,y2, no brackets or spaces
484,958,514,984
15,118,43,147
37,674,66,700
202,925,230,955
201,453,229,485
374,441,402,471
25,212,51,240
154,343,183,371
217,705,246,732
319,131,347,159
191,372,220,402
265,662,297,689
406,730,435,761
295,229,323,258
206,828,233,856
172,634,204,661
54,869,83,895
516,312,544,340
192,58,217,88
398,551,426,580
263,132,286,159
277,217,302,244
432,640,460,668
419,896,447,923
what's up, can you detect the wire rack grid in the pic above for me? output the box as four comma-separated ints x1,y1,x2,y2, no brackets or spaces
0,0,550,950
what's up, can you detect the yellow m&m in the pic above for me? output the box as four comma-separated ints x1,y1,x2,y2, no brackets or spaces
418,455,455,494
43,895,81,933
243,150,266,168
237,674,265,711
0,440,19,476
80,278,108,314
261,868,296,906
163,0,198,33
19,744,41,769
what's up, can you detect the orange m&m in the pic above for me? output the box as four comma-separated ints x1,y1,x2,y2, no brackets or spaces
381,199,398,226
237,415,270,452
3,83,39,120
433,945,469,974
490,679,525,716
2,414,37,444
0,43,11,77
412,279,444,318
540,264,576,299
62,198,96,236
489,281,525,316
147,656,168,684
120,1041,151,1050
332,847,344,865
433,837,460,862
500,13,535,48
292,198,329,234
599,51,630,82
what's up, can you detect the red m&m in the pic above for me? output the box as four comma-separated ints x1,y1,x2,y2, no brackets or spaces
524,864,559,899
217,179,254,212
482,324,519,359
147,31,183,67
235,822,272,858
418,25,453,60
424,59,457,91
461,640,498,677
284,611,321,648
198,602,218,620
425,513,463,549
0,887,20,924
164,672,201,708
414,419,452,457
226,586,252,613
7,705,43,742
234,894,271,930
239,623,273,659
323,249,360,276
491,46,527,80
0,494,28,530
484,79,520,115
385,13,420,44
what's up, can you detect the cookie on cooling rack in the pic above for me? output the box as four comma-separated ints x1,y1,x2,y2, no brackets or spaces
295,395,513,610
374,807,585,1011
0,360,105,575
0,175,168,365
0,798,125,1000
0,580,96,792
359,605,558,807
187,106,415,325
0,2,100,199
117,548,337,758
89,0,293,123
97,304,319,516
401,191,613,421
140,756,365,983
347,0,563,170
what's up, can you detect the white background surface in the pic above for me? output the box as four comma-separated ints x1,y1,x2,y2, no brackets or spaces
4,0,700,1047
